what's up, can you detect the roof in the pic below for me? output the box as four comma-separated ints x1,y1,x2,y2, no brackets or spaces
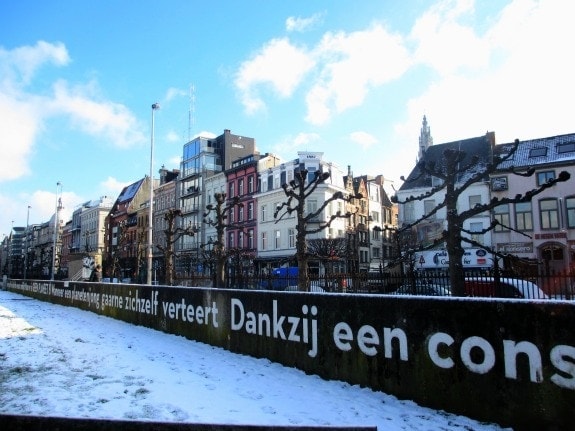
117,179,144,203
399,133,494,191
495,133,575,170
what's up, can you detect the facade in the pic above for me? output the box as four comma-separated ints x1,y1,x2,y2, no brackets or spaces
176,130,256,274
255,151,349,275
65,197,113,280
149,168,179,283
396,132,496,270
491,133,575,274
104,177,150,282
225,153,281,282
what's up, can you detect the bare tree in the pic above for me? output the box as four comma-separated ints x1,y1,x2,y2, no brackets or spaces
393,139,571,296
274,169,360,291
155,209,198,285
203,192,243,288
308,237,348,291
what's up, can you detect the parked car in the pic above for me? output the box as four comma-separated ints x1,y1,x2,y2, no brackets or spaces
259,267,299,290
464,277,548,299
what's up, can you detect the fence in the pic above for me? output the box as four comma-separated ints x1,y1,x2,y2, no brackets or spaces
174,268,574,299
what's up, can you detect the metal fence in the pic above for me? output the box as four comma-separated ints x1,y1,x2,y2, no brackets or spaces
175,268,574,300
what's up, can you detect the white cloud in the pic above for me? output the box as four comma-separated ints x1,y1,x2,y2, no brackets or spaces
164,87,187,103
234,24,410,124
50,80,146,149
234,38,315,115
306,24,411,125
100,176,131,197
349,131,378,150
396,0,575,147
410,0,489,76
0,40,147,189
0,95,40,181
272,132,321,159
286,13,324,32
0,40,69,87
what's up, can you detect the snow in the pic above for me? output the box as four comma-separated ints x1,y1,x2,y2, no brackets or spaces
0,290,509,430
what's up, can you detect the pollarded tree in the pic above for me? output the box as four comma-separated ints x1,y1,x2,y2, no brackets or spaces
274,169,360,292
203,192,243,288
155,208,198,285
393,138,570,296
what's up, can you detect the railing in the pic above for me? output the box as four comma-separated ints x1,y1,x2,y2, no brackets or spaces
174,269,574,299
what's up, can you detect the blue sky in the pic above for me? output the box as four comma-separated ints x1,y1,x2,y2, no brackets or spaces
1,0,574,235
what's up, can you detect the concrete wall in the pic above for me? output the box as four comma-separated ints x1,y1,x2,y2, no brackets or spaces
5,280,575,430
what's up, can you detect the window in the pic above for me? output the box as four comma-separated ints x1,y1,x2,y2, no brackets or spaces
566,197,575,228
274,230,280,249
228,232,234,249
307,199,318,219
493,204,510,231
248,230,254,249
470,222,483,245
537,170,555,186
248,176,254,193
515,202,533,231
469,195,482,210
248,202,254,220
238,206,244,222
261,204,266,222
540,199,559,229
403,201,415,223
557,142,575,153
491,176,508,191
229,208,234,223
261,232,267,250
424,200,435,219
529,147,547,157
239,231,244,248
288,229,296,248
238,179,244,196
229,182,235,197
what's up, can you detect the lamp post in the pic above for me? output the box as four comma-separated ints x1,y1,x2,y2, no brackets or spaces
24,205,31,279
51,182,62,281
147,103,160,285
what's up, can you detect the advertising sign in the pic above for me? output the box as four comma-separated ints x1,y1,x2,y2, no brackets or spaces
415,248,492,269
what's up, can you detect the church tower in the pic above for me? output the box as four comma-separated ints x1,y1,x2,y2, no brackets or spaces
418,115,433,161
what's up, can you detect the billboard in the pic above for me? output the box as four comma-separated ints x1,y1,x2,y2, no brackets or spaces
414,248,492,270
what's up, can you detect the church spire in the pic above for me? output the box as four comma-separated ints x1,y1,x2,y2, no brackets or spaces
418,115,433,161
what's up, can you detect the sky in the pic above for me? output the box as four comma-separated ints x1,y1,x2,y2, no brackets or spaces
1,0,574,236
0,289,510,430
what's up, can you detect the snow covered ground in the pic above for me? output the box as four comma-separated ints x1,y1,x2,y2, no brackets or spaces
0,290,509,430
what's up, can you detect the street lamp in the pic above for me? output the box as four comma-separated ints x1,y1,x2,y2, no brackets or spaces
51,182,62,281
24,205,31,279
147,103,160,285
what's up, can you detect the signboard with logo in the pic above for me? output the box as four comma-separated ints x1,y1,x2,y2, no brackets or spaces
414,248,492,269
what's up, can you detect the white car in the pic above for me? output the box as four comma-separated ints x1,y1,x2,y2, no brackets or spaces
464,277,548,299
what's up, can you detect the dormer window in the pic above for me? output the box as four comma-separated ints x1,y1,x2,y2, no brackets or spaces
557,142,575,154
529,147,547,157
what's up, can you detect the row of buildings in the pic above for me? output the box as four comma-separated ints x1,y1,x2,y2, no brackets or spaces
1,129,397,284
2,118,574,283
396,121,575,276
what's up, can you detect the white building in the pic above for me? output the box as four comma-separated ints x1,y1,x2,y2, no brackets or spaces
255,151,348,275
491,133,575,274
395,133,495,270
